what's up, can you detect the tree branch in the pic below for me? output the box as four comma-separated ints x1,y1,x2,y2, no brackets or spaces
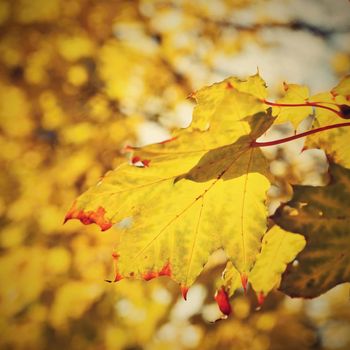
251,122,350,148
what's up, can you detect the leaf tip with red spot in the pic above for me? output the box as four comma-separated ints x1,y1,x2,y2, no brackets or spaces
159,262,172,277
114,274,123,282
257,291,265,306
142,271,157,281
240,273,248,294
181,285,189,300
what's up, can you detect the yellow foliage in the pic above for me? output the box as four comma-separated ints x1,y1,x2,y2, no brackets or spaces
50,281,104,328
15,0,60,23
1,0,349,349
58,34,95,62
307,76,350,169
0,84,32,137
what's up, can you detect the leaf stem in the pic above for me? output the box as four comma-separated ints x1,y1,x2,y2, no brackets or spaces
262,99,344,118
251,122,350,148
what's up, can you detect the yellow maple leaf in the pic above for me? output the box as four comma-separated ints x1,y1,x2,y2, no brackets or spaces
270,83,312,128
307,75,350,169
65,76,275,294
249,225,305,297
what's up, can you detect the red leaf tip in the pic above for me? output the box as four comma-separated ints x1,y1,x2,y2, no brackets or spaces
215,287,232,316
181,285,189,300
64,202,112,231
240,273,248,294
257,291,265,306
159,262,172,277
114,273,123,282
142,271,158,281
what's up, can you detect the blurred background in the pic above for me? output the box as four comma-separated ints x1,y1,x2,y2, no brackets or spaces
0,0,349,349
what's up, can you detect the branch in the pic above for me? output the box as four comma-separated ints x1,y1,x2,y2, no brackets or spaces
262,99,344,118
197,16,350,40
251,122,350,148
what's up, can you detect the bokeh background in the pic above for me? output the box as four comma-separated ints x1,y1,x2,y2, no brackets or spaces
0,0,350,349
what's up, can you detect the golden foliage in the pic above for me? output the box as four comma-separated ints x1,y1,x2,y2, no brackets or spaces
1,0,350,349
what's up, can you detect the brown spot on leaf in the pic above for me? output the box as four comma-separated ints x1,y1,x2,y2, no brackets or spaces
187,91,196,100
64,201,112,231
330,89,338,98
226,81,234,89
112,252,120,260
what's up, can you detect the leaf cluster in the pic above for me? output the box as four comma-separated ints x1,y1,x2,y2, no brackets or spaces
67,74,350,315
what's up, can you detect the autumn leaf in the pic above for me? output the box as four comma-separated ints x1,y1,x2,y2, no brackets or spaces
249,225,305,299
190,73,267,132
218,226,305,304
273,163,350,298
306,76,350,169
270,83,312,128
310,75,350,124
262,76,350,131
65,76,275,294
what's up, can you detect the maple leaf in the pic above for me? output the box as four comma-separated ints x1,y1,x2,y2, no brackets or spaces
270,83,313,128
249,225,305,299
65,76,276,294
263,76,350,131
218,225,305,305
306,76,350,169
273,163,350,298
